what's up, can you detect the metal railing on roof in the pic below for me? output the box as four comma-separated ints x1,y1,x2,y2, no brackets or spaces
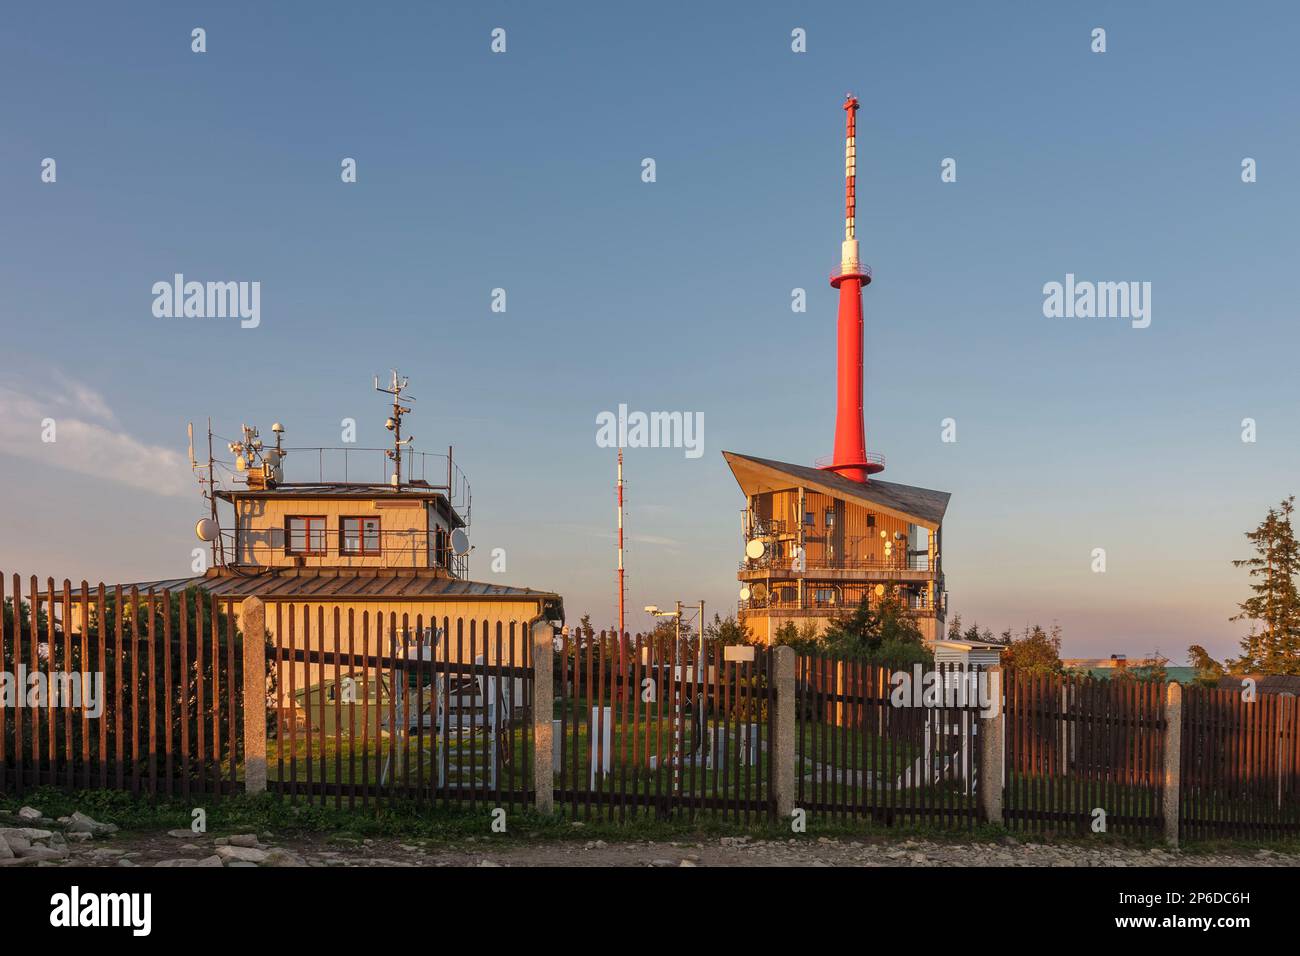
278,447,471,520
812,451,886,471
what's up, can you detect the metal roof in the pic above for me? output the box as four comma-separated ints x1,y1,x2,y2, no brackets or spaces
66,568,560,606
217,484,446,500
722,451,951,527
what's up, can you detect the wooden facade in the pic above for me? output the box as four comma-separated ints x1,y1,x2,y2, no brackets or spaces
219,488,460,571
724,451,949,644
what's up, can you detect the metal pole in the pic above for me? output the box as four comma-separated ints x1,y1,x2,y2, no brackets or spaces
698,599,706,766
617,450,626,680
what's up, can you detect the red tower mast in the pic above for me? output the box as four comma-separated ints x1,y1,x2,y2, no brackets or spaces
821,95,883,484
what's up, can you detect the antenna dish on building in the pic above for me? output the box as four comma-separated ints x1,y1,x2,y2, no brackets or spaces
195,518,218,542
739,585,751,601
450,528,471,555
744,539,765,560
751,582,768,602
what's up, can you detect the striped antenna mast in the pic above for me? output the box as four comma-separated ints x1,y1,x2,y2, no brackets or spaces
617,449,625,640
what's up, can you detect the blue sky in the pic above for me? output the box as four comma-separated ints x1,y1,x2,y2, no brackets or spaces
1,1,1297,660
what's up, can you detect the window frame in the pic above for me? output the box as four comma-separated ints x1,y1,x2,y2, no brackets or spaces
284,515,328,556
339,515,382,556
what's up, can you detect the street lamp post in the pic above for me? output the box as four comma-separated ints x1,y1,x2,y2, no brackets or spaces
645,599,706,788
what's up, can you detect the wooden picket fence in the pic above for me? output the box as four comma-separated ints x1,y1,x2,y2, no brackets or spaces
553,631,774,823
1180,684,1300,840
265,603,535,811
5,569,1300,842
795,657,982,828
0,575,243,797
1002,671,1166,837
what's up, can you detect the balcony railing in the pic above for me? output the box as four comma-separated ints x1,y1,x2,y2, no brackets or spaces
738,595,940,617
737,601,940,618
208,528,469,578
740,511,787,539
740,552,933,574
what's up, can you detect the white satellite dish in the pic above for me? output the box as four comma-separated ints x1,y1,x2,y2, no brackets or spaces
235,455,247,472
739,585,751,601
195,518,218,542
744,539,765,560
450,528,471,556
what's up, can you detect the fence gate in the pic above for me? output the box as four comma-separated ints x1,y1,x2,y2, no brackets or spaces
552,632,775,823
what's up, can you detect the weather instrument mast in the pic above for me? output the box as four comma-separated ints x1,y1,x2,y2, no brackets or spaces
375,369,415,487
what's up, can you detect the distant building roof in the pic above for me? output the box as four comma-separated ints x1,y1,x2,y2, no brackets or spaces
1215,674,1300,695
722,451,951,527
1067,665,1199,684
68,567,561,614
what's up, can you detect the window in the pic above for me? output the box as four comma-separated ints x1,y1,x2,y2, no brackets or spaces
340,516,381,555
814,588,838,606
803,511,814,526
286,516,327,555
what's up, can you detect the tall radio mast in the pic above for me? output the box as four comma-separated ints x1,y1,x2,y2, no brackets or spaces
617,449,626,642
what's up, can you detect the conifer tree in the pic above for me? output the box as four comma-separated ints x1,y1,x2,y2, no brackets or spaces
1229,496,1300,675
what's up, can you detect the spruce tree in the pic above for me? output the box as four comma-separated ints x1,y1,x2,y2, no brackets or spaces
1230,496,1300,675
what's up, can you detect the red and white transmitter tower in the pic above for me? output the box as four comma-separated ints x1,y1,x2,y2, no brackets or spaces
820,95,884,484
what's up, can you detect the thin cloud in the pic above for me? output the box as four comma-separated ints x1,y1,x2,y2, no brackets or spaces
0,377,191,497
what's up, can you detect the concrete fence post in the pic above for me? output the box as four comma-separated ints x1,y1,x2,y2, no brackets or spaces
979,666,1004,826
532,619,555,814
240,597,268,795
1163,681,1183,847
770,645,797,819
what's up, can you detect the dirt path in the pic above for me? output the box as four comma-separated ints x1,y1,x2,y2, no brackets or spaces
50,831,1300,868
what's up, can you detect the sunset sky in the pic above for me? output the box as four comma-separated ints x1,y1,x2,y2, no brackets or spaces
2,1,1297,661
